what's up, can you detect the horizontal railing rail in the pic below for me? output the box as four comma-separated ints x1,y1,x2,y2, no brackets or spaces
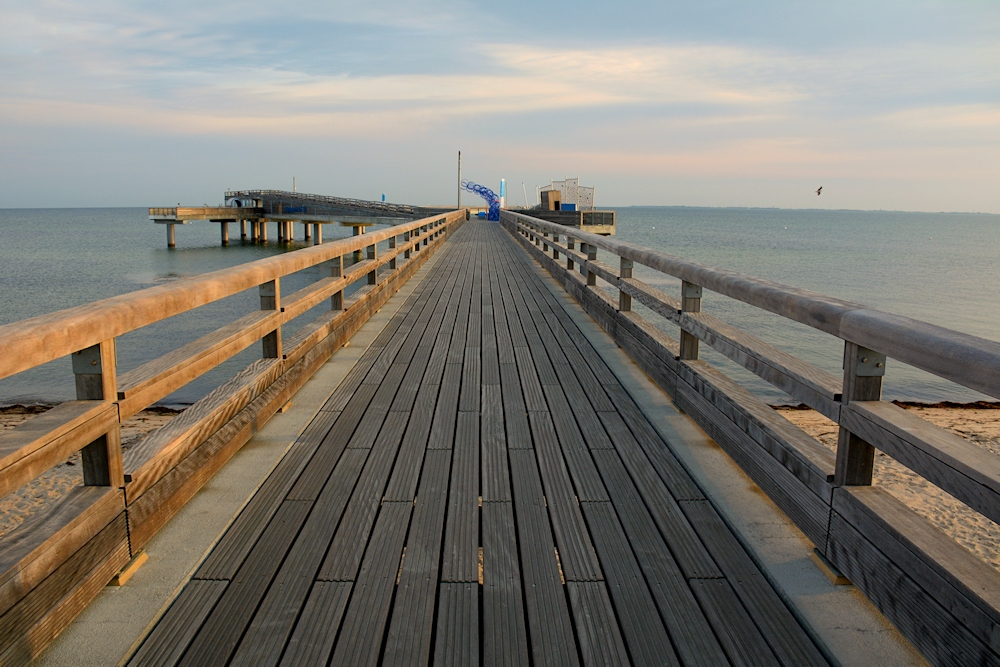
503,209,1000,667
0,210,464,666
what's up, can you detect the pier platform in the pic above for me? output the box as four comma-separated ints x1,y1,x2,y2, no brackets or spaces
122,221,833,666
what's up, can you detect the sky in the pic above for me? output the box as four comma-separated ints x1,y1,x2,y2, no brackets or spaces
1,0,998,211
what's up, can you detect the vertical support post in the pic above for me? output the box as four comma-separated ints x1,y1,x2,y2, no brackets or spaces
404,230,412,259
277,221,285,243
566,236,575,271
551,233,559,260
353,226,364,262
260,221,269,243
240,219,248,242
260,279,282,359
329,256,344,311
543,231,549,252
619,258,633,312
304,222,311,242
220,222,229,246
422,225,428,246
585,243,597,286
679,281,702,360
314,223,322,245
166,224,176,248
367,242,377,285
388,235,397,270
835,343,886,486
72,341,123,487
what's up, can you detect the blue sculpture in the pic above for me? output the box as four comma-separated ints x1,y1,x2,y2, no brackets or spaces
461,180,500,221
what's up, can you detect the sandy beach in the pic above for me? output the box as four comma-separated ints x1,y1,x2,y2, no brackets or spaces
0,405,179,538
777,402,1000,570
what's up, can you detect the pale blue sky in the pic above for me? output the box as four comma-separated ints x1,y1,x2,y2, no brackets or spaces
1,1,997,211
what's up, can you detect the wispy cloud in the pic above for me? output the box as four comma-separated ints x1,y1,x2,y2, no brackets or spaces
0,0,998,210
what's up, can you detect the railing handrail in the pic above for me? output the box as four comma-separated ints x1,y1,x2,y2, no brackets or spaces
506,211,1000,401
0,212,455,383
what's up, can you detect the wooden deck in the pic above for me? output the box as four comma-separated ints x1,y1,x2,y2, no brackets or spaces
127,221,830,667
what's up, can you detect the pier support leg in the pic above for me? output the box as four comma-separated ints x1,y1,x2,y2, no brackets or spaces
220,222,229,246
260,222,269,243
303,222,311,242
240,219,247,241
166,223,176,248
313,224,322,245
277,222,285,243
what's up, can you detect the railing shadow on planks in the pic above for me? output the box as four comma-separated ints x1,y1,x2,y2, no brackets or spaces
0,211,465,666
503,210,1000,667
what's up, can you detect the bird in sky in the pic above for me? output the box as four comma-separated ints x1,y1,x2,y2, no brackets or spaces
816,186,823,195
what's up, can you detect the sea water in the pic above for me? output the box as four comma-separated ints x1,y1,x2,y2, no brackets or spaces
0,208,360,405
611,207,1000,403
0,206,997,406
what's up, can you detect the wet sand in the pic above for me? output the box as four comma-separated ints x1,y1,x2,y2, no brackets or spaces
0,405,179,538
777,402,1000,570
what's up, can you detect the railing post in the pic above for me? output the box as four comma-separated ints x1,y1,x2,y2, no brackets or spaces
551,233,559,260
404,230,412,259
835,343,886,486
367,242,377,285
353,226,364,262
543,231,549,252
679,281,702,360
72,340,124,487
260,279,282,358
422,225,428,246
566,236,575,271
388,235,397,270
619,258,633,312
329,256,343,311
585,243,597,286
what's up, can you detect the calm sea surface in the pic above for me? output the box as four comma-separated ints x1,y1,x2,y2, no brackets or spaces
0,206,997,405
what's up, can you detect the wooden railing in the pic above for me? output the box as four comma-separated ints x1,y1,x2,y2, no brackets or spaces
503,210,1000,667
0,211,464,665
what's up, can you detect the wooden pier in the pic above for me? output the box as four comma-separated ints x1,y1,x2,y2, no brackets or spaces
149,190,455,248
126,221,828,666
2,207,1000,666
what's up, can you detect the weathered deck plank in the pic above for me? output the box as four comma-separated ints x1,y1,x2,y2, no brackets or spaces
129,220,829,667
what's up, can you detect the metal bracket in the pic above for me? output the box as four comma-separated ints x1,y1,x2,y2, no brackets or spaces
682,282,703,299
71,344,103,375
854,346,887,377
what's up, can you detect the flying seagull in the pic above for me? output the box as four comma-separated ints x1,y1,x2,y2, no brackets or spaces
816,186,823,196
